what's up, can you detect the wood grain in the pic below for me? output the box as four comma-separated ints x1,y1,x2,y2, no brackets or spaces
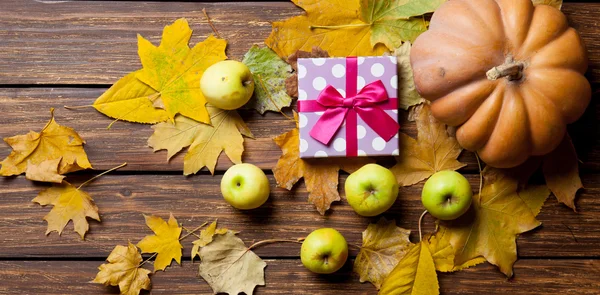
0,259,598,295
0,1,599,84
0,173,598,258
0,88,598,172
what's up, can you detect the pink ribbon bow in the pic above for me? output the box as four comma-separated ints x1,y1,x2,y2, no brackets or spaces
297,57,399,156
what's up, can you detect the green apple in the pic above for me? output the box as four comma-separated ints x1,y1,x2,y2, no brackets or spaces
421,170,473,220
220,163,269,210
301,228,348,274
345,164,399,216
200,60,255,110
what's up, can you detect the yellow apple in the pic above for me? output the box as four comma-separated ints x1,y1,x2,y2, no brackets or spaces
345,164,398,216
200,60,255,110
301,228,348,274
220,163,269,210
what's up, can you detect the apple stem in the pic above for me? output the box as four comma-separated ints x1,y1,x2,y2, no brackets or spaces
77,163,127,190
418,210,428,242
247,238,304,250
179,222,209,240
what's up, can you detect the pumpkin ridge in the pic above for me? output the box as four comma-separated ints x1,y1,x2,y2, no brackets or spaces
460,0,504,41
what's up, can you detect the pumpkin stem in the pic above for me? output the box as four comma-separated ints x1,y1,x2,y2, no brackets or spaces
486,56,525,81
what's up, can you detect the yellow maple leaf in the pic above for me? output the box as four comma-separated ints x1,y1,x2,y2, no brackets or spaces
148,106,253,175
391,104,466,186
0,108,92,178
542,134,582,211
354,217,413,289
32,181,100,239
273,118,374,215
439,167,550,277
191,220,228,261
136,19,227,124
379,241,439,295
265,0,444,58
92,242,152,295
25,158,65,183
137,213,183,272
426,228,486,272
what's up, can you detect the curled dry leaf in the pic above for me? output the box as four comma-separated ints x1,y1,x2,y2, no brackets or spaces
532,0,562,9
378,241,439,295
265,0,445,58
390,104,466,186
137,214,183,272
198,231,266,295
191,220,228,261
92,242,152,295
93,18,227,125
242,45,294,114
439,167,550,277
542,134,582,211
354,217,412,289
272,118,374,214
32,181,100,239
148,107,253,175
393,42,425,110
0,108,91,178
285,47,330,98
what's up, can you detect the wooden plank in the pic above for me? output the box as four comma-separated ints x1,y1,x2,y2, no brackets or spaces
0,88,598,172
0,173,598,258
0,259,598,294
0,1,599,84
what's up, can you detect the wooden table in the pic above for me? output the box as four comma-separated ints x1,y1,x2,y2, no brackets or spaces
0,1,599,294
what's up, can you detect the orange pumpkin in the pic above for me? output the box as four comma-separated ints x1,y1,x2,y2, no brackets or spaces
411,0,591,168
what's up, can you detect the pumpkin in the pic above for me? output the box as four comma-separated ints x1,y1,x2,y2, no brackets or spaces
410,0,591,168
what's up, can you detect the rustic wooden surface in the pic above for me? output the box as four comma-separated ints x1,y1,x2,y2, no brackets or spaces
0,0,599,294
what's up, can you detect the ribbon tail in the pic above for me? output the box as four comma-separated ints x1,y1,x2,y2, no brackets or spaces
309,108,349,145
355,107,399,141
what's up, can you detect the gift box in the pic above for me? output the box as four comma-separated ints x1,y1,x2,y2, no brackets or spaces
297,56,400,158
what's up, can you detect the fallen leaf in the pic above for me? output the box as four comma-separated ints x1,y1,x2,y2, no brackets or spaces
137,214,183,272
532,0,562,9
426,228,486,272
32,181,100,239
191,220,228,261
93,71,168,125
92,242,152,295
390,104,466,186
542,134,582,211
439,167,550,277
378,241,439,295
148,106,253,175
198,231,266,295
354,217,412,289
0,108,92,178
242,45,293,114
267,0,435,58
394,42,425,110
272,119,373,214
25,158,65,183
285,47,330,98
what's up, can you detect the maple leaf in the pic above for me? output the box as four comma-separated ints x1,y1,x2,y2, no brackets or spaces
265,0,444,59
32,181,100,239
393,42,425,110
542,134,582,211
148,106,253,175
354,217,412,289
0,108,92,178
191,220,228,261
532,0,562,9
439,167,550,277
92,242,152,295
426,228,486,272
390,104,466,186
378,241,439,295
285,47,330,98
25,158,65,183
242,45,293,114
272,120,374,215
93,71,168,125
137,213,183,272
197,231,266,295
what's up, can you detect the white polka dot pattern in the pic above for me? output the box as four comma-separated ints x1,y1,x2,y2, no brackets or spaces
312,77,327,91
372,137,386,151
314,150,328,158
333,138,346,152
371,63,385,77
332,64,346,78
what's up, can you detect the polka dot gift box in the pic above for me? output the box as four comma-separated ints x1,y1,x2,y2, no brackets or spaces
297,56,400,159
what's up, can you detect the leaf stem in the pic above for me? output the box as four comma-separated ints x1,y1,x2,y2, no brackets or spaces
63,105,94,110
179,222,208,240
182,226,202,239
309,24,370,30
247,238,304,250
475,152,483,199
139,252,157,267
255,74,295,122
77,163,127,190
202,8,222,38
418,210,428,242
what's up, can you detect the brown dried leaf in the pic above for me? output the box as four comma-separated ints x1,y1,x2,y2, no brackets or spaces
542,134,582,211
284,47,329,98
191,220,228,261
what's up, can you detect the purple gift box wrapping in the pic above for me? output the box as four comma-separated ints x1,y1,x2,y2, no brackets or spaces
297,56,400,159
